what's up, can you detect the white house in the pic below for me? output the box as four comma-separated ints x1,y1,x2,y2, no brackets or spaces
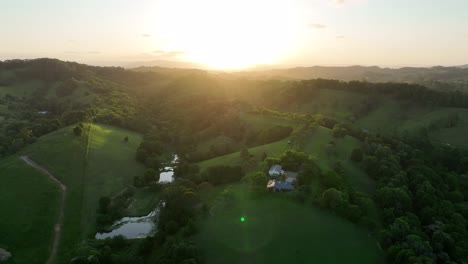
268,164,282,176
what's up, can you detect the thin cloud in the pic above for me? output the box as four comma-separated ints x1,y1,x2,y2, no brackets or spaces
309,23,327,29
141,34,151,38
336,35,345,39
152,50,185,59
64,51,101,54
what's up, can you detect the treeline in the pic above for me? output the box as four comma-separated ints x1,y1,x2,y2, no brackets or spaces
280,78,468,109
359,134,468,263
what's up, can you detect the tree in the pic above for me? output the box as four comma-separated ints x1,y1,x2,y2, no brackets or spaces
144,168,159,184
322,188,346,210
240,148,253,162
321,170,342,188
332,124,347,138
73,126,82,136
350,148,363,162
248,172,268,190
99,196,111,214
333,161,345,175
134,176,144,187
124,136,129,142
279,150,308,171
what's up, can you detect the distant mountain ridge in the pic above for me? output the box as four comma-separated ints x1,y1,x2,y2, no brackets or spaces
235,65,468,83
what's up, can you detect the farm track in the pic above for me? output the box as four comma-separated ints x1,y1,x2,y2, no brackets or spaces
20,156,66,264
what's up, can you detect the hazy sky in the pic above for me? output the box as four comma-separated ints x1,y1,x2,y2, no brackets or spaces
1,0,468,69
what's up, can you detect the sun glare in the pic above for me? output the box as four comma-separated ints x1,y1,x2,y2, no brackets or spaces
153,0,298,70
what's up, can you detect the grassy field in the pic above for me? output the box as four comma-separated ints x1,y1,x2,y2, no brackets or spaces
195,184,383,264
356,101,468,149
239,112,300,130
301,126,373,192
199,125,374,193
1,123,147,263
429,109,468,149
81,124,146,235
289,89,368,120
0,80,44,97
20,124,90,262
0,157,61,264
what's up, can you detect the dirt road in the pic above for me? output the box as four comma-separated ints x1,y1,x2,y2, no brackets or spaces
20,156,66,264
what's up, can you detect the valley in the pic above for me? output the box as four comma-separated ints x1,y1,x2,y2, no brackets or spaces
0,59,468,263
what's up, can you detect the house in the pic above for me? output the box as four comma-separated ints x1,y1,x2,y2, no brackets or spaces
266,179,295,191
284,171,298,183
268,164,283,176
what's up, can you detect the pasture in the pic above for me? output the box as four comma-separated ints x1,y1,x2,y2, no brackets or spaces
195,185,383,264
6,123,146,262
0,157,61,264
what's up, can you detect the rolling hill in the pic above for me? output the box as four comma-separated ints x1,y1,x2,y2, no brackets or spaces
0,123,145,263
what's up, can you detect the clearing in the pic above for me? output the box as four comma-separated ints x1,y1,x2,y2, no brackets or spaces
195,185,383,264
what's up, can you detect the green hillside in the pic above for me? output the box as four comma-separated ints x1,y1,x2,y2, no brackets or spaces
0,157,61,264
195,184,383,264
199,124,373,193
0,123,145,263
81,124,145,236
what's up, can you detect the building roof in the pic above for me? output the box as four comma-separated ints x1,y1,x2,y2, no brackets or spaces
267,180,276,188
284,171,298,183
268,164,282,176
274,181,295,190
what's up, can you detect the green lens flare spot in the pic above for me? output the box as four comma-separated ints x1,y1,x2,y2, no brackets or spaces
240,217,245,222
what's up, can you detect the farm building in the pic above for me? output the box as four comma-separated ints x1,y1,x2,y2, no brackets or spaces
268,164,283,176
267,180,295,191
284,171,298,183
268,165,298,183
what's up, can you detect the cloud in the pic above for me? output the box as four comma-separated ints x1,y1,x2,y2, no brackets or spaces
334,0,346,4
336,35,345,39
141,34,151,38
152,50,185,59
308,23,327,29
64,51,101,54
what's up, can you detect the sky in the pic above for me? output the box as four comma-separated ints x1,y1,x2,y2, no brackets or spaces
1,0,468,69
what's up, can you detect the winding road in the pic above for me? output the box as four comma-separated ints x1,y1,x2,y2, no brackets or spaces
20,156,66,264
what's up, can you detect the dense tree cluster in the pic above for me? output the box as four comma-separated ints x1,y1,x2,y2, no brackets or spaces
360,135,468,263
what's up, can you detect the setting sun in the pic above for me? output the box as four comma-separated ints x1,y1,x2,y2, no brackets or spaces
153,0,299,69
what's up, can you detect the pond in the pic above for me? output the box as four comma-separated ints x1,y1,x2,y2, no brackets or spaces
95,155,177,239
95,207,159,239
159,154,178,183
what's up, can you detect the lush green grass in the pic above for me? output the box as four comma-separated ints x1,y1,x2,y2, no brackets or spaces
356,101,468,149
195,185,383,264
429,109,468,149
292,89,367,119
20,125,90,262
302,126,374,193
196,136,236,153
199,125,374,193
0,157,61,264
11,123,145,263
0,80,44,97
124,188,160,217
197,113,299,168
356,100,456,135
240,112,300,130
81,124,145,235
199,138,291,169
